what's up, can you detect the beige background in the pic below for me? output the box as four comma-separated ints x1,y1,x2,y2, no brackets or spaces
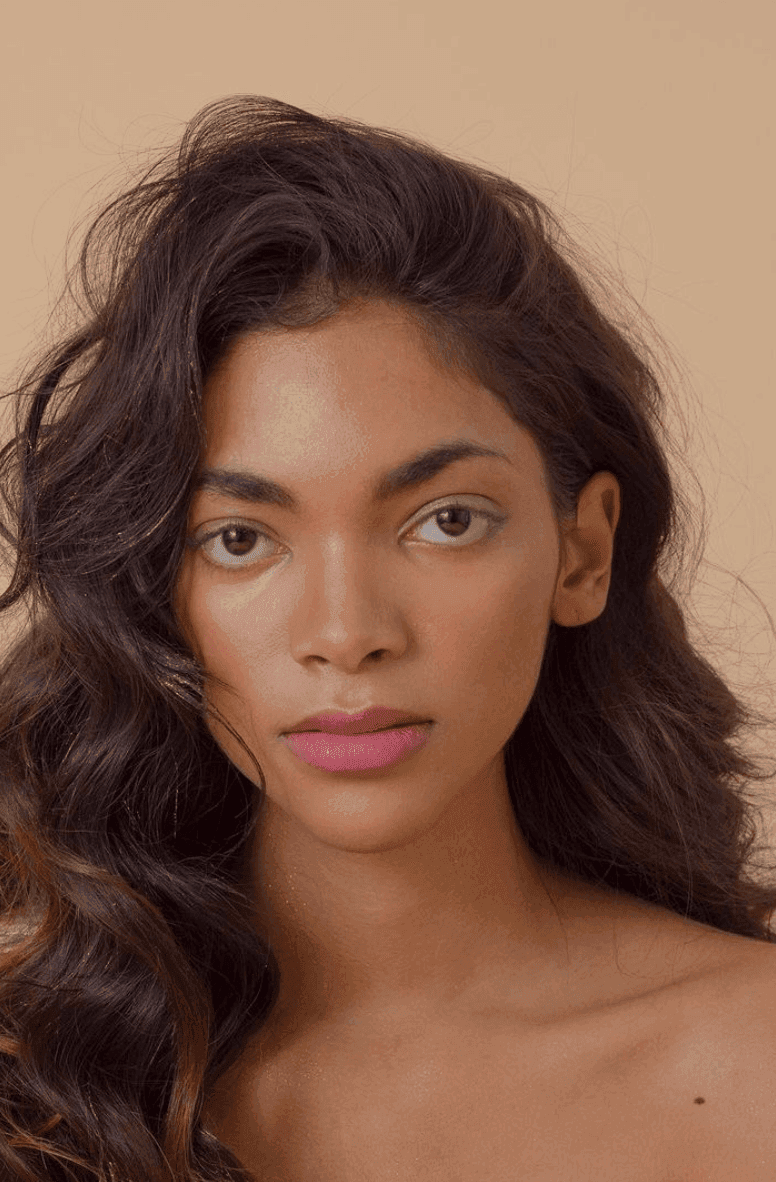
2,1,775,822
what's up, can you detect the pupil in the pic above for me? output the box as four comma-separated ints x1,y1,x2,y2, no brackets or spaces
224,527,256,555
437,507,471,537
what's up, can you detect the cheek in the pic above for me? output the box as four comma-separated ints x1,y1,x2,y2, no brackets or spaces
423,559,555,720
194,615,270,784
173,571,271,764
182,577,270,679
490,589,552,700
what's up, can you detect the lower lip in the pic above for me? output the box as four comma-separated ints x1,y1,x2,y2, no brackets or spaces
280,723,433,772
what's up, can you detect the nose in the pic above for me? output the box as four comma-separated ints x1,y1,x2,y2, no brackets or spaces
287,536,409,671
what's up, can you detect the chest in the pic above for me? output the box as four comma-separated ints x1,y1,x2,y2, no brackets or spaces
203,1010,731,1182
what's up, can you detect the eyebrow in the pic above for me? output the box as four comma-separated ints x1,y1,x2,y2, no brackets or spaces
193,439,512,510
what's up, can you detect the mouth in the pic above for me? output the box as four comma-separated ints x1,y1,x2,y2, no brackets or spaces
283,706,431,737
280,721,434,772
297,722,428,734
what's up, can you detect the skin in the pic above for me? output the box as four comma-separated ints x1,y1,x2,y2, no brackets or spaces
174,297,622,1034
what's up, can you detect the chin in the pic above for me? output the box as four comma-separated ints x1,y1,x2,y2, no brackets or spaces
266,784,449,853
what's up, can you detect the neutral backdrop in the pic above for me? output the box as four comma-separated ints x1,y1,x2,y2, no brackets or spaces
2,0,774,832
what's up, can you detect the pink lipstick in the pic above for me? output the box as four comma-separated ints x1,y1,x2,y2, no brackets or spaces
281,723,432,772
280,704,433,772
284,705,430,736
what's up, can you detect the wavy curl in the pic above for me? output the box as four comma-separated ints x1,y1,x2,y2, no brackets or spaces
1,94,775,1180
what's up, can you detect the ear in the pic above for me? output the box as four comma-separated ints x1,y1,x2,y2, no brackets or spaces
551,471,621,628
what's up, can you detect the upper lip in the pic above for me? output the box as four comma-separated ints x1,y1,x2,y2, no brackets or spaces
283,706,431,735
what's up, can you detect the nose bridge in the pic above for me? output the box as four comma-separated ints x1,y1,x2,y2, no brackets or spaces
291,530,404,662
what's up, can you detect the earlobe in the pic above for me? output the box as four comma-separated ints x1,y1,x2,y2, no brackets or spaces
551,472,620,628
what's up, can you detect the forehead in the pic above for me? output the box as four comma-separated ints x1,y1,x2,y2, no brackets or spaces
200,302,538,479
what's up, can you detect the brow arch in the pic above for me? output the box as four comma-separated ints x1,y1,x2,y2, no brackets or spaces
193,439,512,511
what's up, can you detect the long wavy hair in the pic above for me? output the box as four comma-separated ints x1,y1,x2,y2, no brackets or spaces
1,94,775,1181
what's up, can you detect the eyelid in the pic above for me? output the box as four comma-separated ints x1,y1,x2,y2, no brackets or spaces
191,494,501,537
404,493,501,528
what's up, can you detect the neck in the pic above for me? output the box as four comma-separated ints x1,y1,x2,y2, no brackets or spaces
246,767,575,1033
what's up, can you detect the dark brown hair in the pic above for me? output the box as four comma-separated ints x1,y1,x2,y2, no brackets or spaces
1,95,774,1181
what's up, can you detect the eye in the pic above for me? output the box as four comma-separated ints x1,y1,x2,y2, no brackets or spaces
189,499,506,571
189,522,278,569
407,501,506,547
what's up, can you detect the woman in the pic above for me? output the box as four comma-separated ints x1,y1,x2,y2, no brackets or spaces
1,95,775,1181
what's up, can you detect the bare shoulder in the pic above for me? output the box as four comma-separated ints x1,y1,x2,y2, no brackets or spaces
658,926,776,1178
562,885,776,1176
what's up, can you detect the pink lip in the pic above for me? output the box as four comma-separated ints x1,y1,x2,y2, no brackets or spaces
284,706,430,736
281,723,433,772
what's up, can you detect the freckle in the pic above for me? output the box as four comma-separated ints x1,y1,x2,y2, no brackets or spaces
693,1097,705,1104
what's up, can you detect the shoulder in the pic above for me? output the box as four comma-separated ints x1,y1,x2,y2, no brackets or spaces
586,895,776,1176
716,935,776,1089
665,933,776,1177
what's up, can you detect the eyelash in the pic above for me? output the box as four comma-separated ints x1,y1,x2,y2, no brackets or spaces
188,500,507,571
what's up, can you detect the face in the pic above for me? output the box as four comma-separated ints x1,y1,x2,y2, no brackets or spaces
174,300,587,853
